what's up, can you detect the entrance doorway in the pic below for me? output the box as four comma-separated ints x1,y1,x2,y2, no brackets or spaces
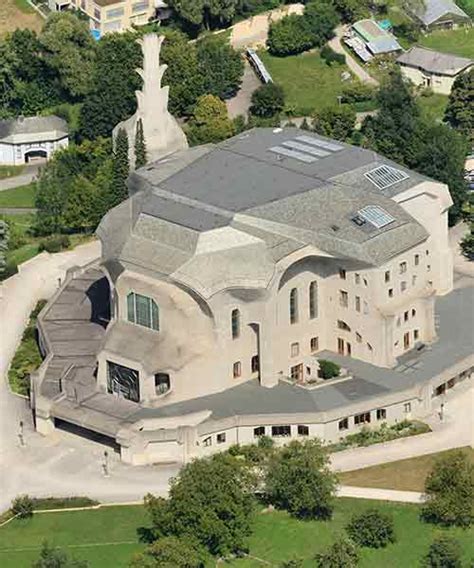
338,337,351,356
403,332,410,350
24,149,47,163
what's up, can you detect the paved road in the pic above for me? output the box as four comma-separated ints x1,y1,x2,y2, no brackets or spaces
0,242,178,513
328,26,379,86
0,164,40,192
226,61,261,118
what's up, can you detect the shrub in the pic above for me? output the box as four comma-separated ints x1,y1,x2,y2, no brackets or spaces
265,439,337,520
423,535,462,568
39,234,70,253
0,261,18,281
31,496,99,510
342,82,375,104
318,359,340,379
267,15,313,56
422,450,474,527
346,509,396,548
312,105,356,142
12,494,34,519
321,45,346,66
315,537,359,567
130,536,207,568
250,83,285,118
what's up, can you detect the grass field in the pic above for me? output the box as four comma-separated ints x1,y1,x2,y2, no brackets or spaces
0,165,25,179
0,183,36,209
418,27,474,58
418,92,449,123
340,447,474,492
0,500,472,567
259,50,352,115
0,0,43,37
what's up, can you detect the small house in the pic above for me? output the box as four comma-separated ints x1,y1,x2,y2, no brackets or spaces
410,0,471,30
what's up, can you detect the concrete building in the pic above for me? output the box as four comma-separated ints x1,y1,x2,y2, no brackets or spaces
351,19,402,57
410,0,471,30
48,0,171,36
0,116,68,166
31,128,474,465
397,47,473,94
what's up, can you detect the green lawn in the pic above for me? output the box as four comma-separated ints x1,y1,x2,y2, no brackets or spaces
340,447,474,492
0,165,25,179
1,500,472,568
418,92,449,123
259,50,353,115
418,27,474,58
13,0,35,12
0,183,36,209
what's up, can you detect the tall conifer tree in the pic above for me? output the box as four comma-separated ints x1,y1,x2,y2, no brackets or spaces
110,128,129,209
134,119,147,168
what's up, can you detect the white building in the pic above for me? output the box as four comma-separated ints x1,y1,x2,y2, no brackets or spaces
0,116,69,166
397,46,473,95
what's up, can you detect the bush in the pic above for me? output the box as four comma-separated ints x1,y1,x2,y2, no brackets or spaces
31,496,99,510
423,535,462,568
250,83,285,118
346,509,396,548
422,450,474,527
342,83,375,104
267,15,313,56
12,494,34,519
318,359,340,379
312,105,356,142
130,536,207,568
321,45,346,66
38,234,70,253
0,261,18,281
315,538,359,567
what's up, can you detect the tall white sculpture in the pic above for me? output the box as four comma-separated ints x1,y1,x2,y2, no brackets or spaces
112,33,188,167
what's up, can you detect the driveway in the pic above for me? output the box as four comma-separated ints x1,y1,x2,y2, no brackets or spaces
0,164,41,192
226,61,261,118
328,26,379,86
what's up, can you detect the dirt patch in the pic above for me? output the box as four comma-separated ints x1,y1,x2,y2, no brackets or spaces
0,0,44,37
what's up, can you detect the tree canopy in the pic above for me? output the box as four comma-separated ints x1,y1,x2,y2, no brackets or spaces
129,536,207,568
423,535,462,568
315,538,359,568
187,94,235,145
312,105,356,141
250,83,285,118
444,68,473,144
33,541,89,568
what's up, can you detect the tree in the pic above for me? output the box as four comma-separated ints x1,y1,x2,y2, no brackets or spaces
33,541,89,568
444,68,473,143
423,535,462,568
265,439,337,520
250,83,285,118
315,538,359,568
197,35,244,100
129,536,207,568
35,161,69,235
39,12,96,99
62,176,99,232
167,0,206,28
134,118,147,168
11,494,33,519
312,105,356,141
320,0,369,23
0,220,8,275
345,509,396,548
267,15,313,56
422,450,474,527
460,223,474,260
304,2,339,48
110,129,130,209
186,94,234,145
79,32,142,140
143,453,256,556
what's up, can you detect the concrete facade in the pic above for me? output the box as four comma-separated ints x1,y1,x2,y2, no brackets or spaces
31,127,474,466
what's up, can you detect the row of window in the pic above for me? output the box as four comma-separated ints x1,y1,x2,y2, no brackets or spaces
338,404,411,431
395,329,420,350
385,251,428,283
254,425,309,438
290,281,318,324
339,290,369,314
339,269,369,287
233,355,260,378
290,336,319,359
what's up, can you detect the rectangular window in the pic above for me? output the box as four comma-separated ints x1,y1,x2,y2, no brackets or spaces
103,20,122,31
290,288,298,324
338,418,349,431
297,425,309,436
291,342,299,357
355,296,361,312
354,412,371,425
363,301,369,315
107,7,124,18
251,355,259,374
414,329,419,341
388,288,394,298
233,361,241,378
355,273,361,284
404,332,410,350
132,0,149,13
404,311,409,322
400,261,407,274
128,292,159,331
339,268,346,280
339,290,348,308
254,426,265,437
376,408,386,420
414,254,420,266
412,308,416,317
404,402,411,413
271,425,291,437
107,361,139,403
135,293,151,328
310,336,319,352
412,275,417,286
401,281,407,292
290,364,303,382
203,436,212,447
216,432,226,444
385,270,390,283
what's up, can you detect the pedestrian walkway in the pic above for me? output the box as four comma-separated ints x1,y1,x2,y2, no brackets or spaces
0,164,40,192
338,485,424,503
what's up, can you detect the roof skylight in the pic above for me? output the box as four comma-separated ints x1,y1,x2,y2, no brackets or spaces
365,165,409,189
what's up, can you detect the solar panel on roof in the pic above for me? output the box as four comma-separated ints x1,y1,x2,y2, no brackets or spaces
295,135,343,152
269,146,317,163
282,140,330,157
365,165,409,189
358,205,395,229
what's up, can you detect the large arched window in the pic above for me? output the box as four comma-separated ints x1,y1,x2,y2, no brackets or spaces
231,308,240,339
309,281,318,319
127,292,159,331
290,288,298,324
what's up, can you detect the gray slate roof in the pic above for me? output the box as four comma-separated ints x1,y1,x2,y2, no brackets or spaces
412,0,470,26
0,115,68,141
397,46,473,75
97,128,433,295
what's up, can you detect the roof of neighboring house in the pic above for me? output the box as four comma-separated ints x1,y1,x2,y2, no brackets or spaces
0,115,68,143
412,0,471,26
96,128,438,297
397,46,473,76
352,19,402,54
